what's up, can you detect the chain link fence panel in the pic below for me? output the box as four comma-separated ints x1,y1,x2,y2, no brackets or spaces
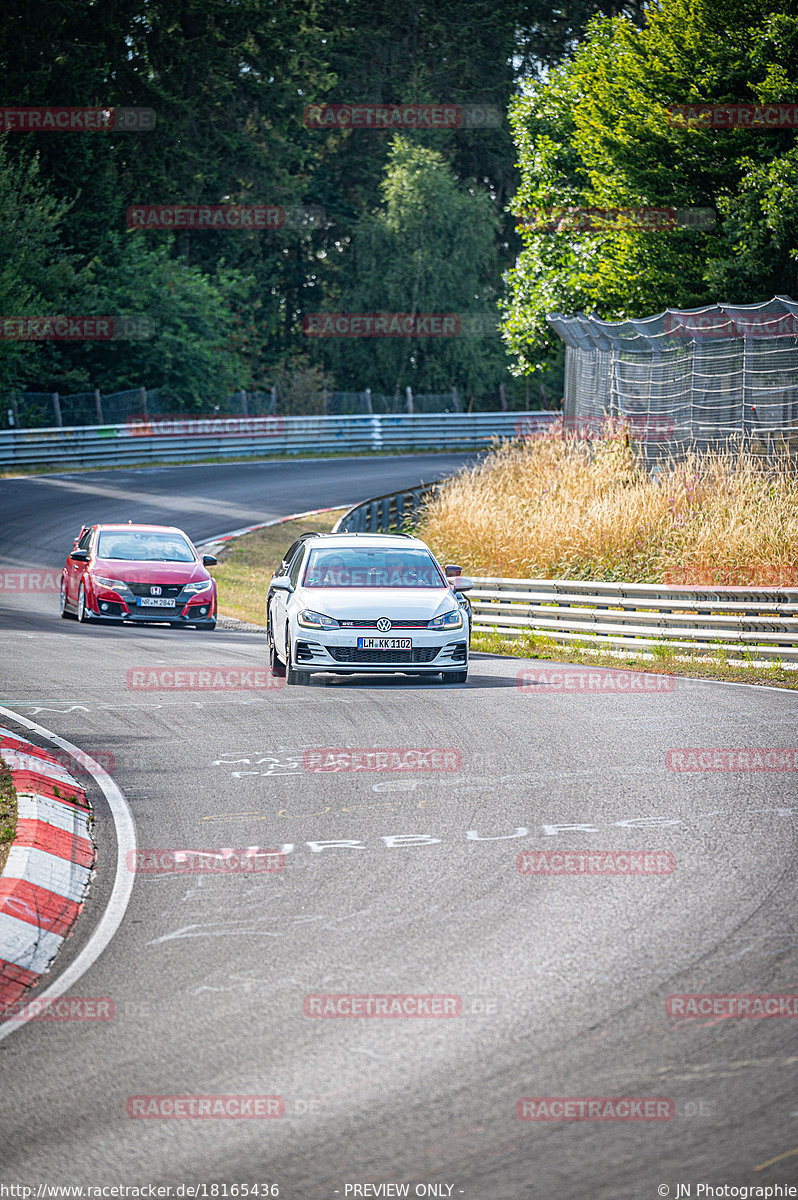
549,295,798,464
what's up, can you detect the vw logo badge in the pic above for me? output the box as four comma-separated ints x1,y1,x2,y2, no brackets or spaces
376,617,392,632
150,585,162,596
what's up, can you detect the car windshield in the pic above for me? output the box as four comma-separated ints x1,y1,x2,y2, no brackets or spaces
303,546,444,588
96,531,196,562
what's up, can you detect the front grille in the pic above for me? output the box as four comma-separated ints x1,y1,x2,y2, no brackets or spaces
126,582,183,598
337,619,430,629
329,647,440,664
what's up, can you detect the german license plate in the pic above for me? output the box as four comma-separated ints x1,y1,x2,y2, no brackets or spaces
137,597,176,607
357,637,412,650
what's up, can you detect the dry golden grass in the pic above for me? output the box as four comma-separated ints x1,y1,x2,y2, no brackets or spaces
417,426,798,585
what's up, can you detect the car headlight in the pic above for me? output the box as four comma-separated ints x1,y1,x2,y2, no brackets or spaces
298,609,340,629
92,576,132,592
428,608,463,629
183,580,213,594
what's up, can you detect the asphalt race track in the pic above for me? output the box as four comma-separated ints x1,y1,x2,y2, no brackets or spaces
1,455,797,1199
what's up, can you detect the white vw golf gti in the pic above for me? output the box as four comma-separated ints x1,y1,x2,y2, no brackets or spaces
267,532,473,685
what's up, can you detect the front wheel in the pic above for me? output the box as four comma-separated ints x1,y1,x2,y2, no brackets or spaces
285,633,309,686
59,578,74,619
76,582,92,623
268,612,286,677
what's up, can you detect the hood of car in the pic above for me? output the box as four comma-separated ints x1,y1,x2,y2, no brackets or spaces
297,587,456,621
90,558,210,585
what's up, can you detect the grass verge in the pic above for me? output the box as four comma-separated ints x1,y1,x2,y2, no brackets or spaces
0,756,18,876
470,629,798,690
214,509,347,625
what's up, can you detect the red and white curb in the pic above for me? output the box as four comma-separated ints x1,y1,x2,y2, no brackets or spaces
0,726,95,1007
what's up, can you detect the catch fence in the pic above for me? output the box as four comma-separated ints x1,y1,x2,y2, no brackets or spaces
548,295,798,461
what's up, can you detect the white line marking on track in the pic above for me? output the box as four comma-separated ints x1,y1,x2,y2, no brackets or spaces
0,706,137,1043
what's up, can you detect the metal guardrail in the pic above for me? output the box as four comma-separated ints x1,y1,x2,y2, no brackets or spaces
469,578,798,665
0,412,557,469
332,484,437,533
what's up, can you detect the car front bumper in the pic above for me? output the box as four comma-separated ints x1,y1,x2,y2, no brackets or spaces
292,633,468,674
89,594,215,624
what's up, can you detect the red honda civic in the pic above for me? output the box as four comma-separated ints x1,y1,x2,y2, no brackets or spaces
60,522,218,629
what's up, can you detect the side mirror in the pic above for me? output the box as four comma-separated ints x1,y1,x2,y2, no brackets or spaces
451,576,474,592
69,549,89,562
444,564,462,577
202,554,217,566
270,577,293,592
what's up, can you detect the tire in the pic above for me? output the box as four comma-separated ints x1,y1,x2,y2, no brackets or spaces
59,578,74,619
76,582,92,623
285,632,309,686
268,612,286,677
445,669,468,684
197,620,217,631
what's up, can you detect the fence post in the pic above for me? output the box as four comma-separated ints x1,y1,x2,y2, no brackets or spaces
240,388,249,416
140,386,148,418
499,382,508,411
451,386,461,412
322,387,328,416
94,388,104,424
406,386,414,414
52,392,63,427
270,386,277,415
365,387,373,414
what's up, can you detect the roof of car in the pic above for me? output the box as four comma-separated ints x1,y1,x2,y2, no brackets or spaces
306,532,428,548
94,524,188,533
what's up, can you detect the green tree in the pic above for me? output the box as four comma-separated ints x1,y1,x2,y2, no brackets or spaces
316,137,505,395
503,0,798,373
47,235,250,406
0,143,78,395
